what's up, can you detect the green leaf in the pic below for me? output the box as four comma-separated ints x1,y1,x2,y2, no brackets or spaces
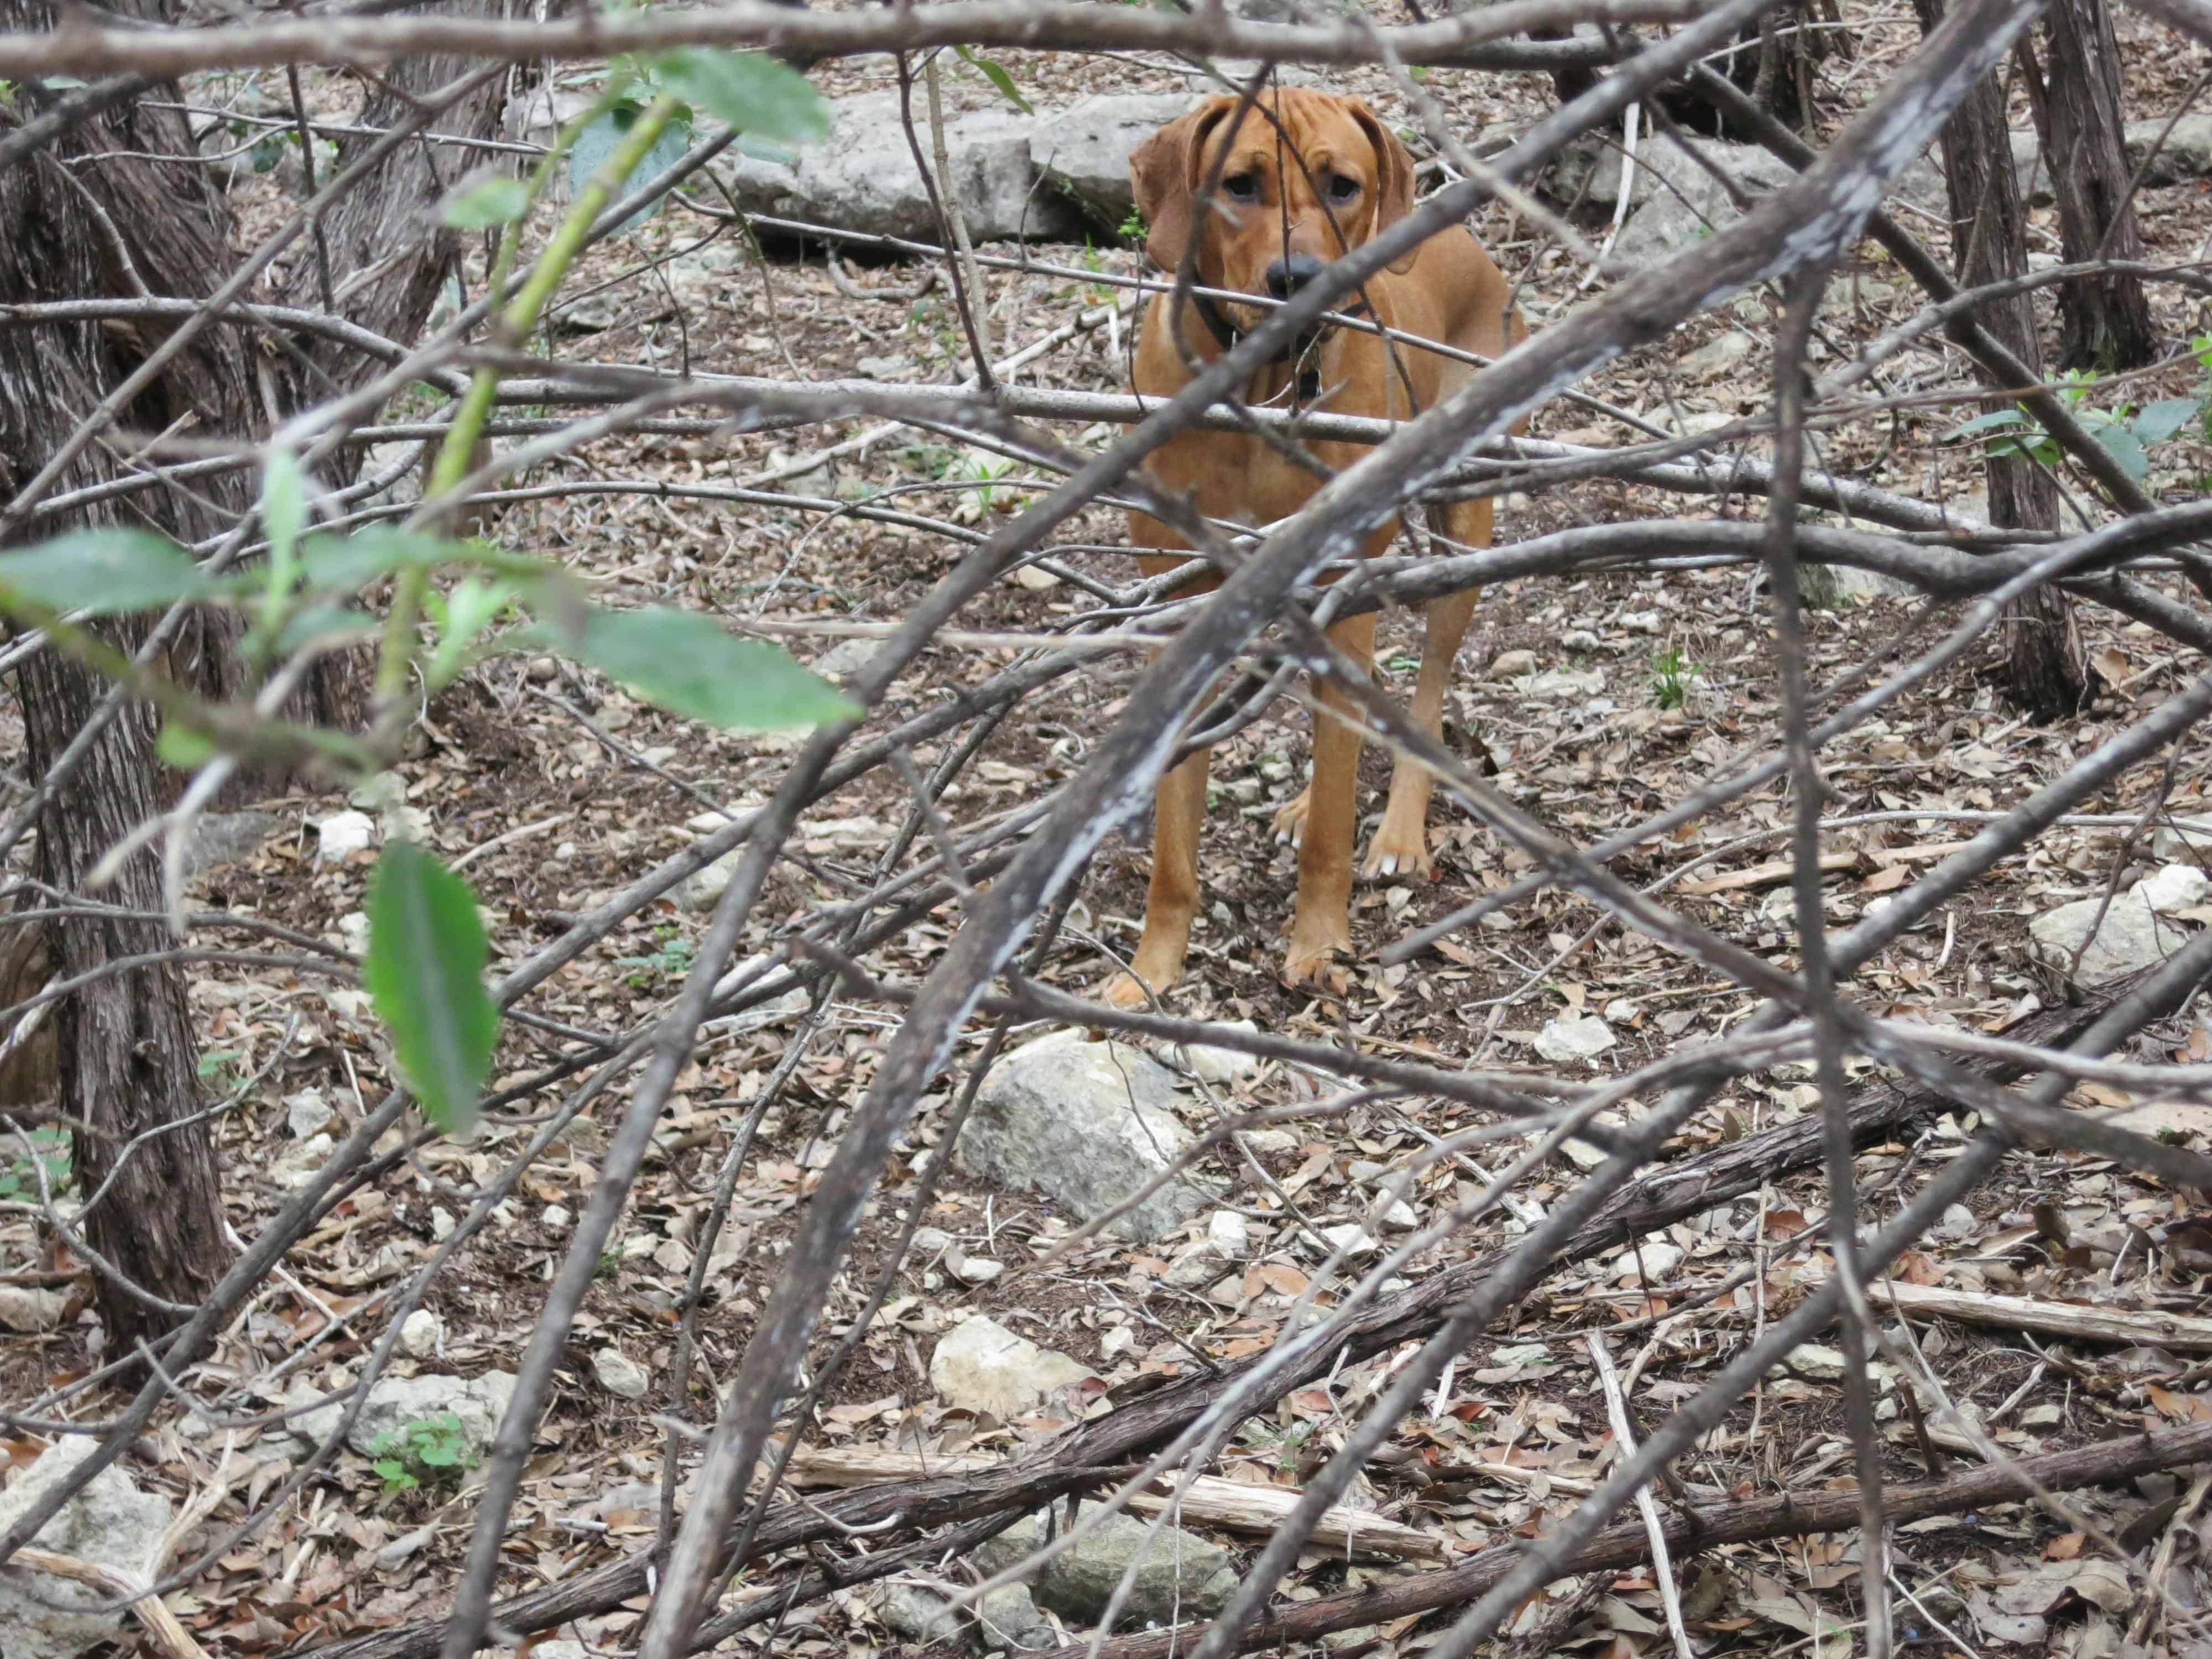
442,173,530,229
156,722,216,770
2132,397,2203,447
953,45,1033,115
548,604,859,731
1943,409,2031,441
426,576,516,688
2094,423,2150,482
650,48,830,141
300,528,464,592
0,529,213,615
276,601,379,656
571,101,695,234
261,448,306,577
363,842,499,1136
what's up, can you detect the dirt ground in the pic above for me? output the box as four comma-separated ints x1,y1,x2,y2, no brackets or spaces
8,1,2212,1655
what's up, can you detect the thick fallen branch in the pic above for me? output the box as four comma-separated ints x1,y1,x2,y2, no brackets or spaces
781,1446,1444,1561
1869,1281,2212,1352
1041,1420,2212,1659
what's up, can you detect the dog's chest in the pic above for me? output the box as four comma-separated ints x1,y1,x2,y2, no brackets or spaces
1142,423,1334,528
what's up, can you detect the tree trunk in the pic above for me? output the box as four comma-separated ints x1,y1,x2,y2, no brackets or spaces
1914,0,2090,721
0,3,517,1352
2030,0,2157,369
1530,0,1847,138
272,46,519,733
0,0,264,1350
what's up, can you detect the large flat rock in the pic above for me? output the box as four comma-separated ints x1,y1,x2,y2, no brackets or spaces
708,90,1194,244
957,1029,1218,1240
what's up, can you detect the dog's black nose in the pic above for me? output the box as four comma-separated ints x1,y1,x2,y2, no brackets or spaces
1264,253,1326,300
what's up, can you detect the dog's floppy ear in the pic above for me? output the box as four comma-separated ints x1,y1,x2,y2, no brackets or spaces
1345,98,1420,274
1129,95,1238,272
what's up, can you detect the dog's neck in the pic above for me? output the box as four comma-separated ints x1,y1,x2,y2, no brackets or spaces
1177,290,1332,404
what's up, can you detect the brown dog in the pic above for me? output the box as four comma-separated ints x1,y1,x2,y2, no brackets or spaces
1105,88,1524,1006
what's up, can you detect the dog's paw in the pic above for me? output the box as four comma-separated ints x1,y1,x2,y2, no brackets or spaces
1281,924,1354,994
1271,786,1312,846
1098,971,1154,1009
1361,818,1436,880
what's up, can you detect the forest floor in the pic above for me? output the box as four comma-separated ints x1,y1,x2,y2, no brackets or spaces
10,1,2212,1656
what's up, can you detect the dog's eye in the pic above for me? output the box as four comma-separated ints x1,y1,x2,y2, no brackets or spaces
1222,172,1259,201
1327,174,1360,203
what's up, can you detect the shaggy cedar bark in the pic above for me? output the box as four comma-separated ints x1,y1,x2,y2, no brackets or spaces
1914,0,2090,719
0,2,515,1350
0,0,260,1350
271,33,519,729
2032,0,2156,369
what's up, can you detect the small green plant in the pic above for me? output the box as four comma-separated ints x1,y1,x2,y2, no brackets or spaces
949,447,1020,521
1947,362,2206,485
615,927,696,987
900,441,959,479
596,1248,624,1279
196,1048,246,1089
0,1128,70,1204
952,45,1031,114
368,1412,477,1495
1243,1416,1315,1471
1652,646,1704,710
1080,238,1114,305
1119,207,1147,244
0,45,854,1146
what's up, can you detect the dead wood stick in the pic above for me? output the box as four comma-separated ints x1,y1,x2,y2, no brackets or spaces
780,1445,1444,1560
295,970,2174,1659
1866,1280,2212,1352
1679,841,1983,896
11,1547,210,1659
1039,1421,2212,1659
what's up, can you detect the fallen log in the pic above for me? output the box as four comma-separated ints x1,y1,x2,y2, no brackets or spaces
781,1444,1445,1561
1040,1420,2212,1659
1869,1280,2212,1353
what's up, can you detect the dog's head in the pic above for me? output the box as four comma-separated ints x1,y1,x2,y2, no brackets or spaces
1129,88,1417,332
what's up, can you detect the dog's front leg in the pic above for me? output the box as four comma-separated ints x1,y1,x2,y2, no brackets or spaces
1284,610,1375,989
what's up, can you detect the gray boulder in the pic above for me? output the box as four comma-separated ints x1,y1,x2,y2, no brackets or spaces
930,1314,1097,1420
714,92,1078,243
1565,132,1943,271
1029,95,1201,226
184,809,284,876
708,89,1199,245
290,1368,517,1460
958,1030,1219,1240
977,1506,1238,1629
2029,885,2190,986
504,84,1206,249
0,1438,173,1659
878,1582,967,1645
2012,114,2212,202
978,1583,1056,1652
